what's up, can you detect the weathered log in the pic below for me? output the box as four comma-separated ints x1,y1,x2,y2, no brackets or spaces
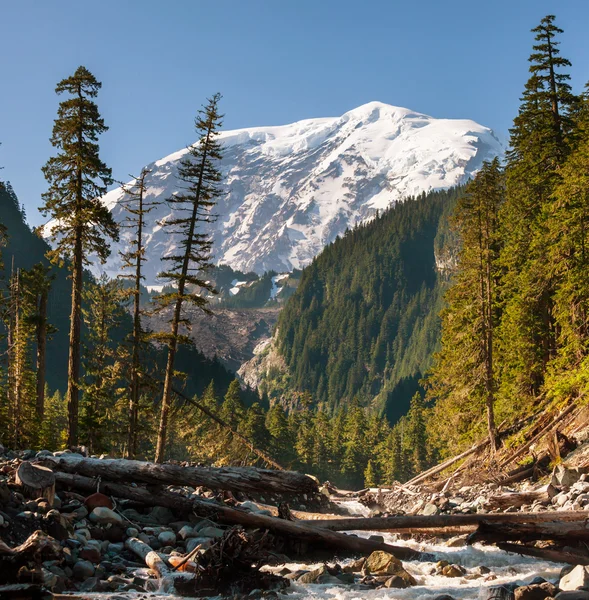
499,403,578,469
469,520,589,544
298,510,589,531
54,472,427,561
405,438,490,487
42,454,316,495
15,462,55,505
125,537,171,578
125,537,196,595
485,484,558,510
497,542,589,566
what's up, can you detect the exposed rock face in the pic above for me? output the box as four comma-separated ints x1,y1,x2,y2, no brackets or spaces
146,305,280,372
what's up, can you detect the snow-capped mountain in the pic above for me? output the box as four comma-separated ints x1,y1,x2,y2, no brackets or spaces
45,101,503,283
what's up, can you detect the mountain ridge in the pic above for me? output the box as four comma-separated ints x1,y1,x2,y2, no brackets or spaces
44,101,502,283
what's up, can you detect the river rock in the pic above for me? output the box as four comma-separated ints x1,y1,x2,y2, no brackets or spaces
560,565,589,591
422,503,439,516
73,559,95,580
383,575,412,588
365,551,416,585
484,585,516,600
298,565,328,583
158,531,177,546
555,593,589,600
515,582,559,600
199,526,225,539
85,492,113,512
552,466,582,488
442,564,465,578
89,507,123,526
148,506,175,525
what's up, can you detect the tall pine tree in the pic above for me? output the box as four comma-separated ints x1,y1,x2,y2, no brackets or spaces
40,66,118,447
153,94,223,462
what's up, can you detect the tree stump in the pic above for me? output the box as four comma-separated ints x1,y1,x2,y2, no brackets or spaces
15,463,55,505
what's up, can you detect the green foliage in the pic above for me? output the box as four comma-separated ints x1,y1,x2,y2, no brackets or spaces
40,66,118,267
273,187,462,419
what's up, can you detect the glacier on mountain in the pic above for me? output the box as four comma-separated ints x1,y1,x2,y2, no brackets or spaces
45,101,503,283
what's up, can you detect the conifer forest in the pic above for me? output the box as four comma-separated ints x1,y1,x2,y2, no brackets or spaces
6,7,589,599
1,14,589,490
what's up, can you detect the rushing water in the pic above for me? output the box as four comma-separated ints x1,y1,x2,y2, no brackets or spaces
78,500,565,600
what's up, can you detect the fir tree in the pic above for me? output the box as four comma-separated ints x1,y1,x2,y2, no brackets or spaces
428,160,504,451
21,263,55,420
118,167,156,457
153,94,223,463
499,16,577,402
80,275,126,454
40,66,118,447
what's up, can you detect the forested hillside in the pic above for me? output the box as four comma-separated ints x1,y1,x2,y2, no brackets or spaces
267,186,461,421
0,181,252,454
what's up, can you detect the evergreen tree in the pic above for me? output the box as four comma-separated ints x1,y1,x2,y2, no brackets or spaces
428,160,504,450
40,66,118,447
364,459,377,488
499,16,577,402
118,167,156,457
153,94,223,463
80,275,126,454
21,263,54,420
405,392,428,472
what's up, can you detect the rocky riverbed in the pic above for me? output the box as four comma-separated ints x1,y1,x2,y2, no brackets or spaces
3,447,589,599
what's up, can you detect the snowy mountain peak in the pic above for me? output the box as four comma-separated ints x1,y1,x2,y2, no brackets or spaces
44,102,502,283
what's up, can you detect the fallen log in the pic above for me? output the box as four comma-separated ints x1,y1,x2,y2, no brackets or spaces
125,537,171,579
405,438,490,487
497,542,589,566
499,403,578,469
125,537,195,595
299,510,589,531
42,454,317,495
485,484,558,510
15,463,55,505
469,520,589,544
54,472,427,561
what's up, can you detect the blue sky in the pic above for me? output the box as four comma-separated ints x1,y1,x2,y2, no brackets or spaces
1,0,588,225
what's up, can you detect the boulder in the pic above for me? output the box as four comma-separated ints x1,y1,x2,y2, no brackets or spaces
552,466,582,488
84,492,113,512
72,559,95,580
422,503,439,516
148,506,175,525
298,565,328,584
199,526,225,539
89,507,123,526
441,564,465,578
365,551,416,586
555,593,589,600
514,582,559,600
560,565,589,591
158,531,177,546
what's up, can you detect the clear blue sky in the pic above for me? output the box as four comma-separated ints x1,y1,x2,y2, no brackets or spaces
1,0,588,225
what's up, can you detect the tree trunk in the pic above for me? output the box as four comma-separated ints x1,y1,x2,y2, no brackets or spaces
66,230,83,448
469,520,589,544
484,484,558,510
299,509,589,531
44,454,317,495
15,462,55,505
35,289,47,420
54,472,426,561
498,542,589,566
